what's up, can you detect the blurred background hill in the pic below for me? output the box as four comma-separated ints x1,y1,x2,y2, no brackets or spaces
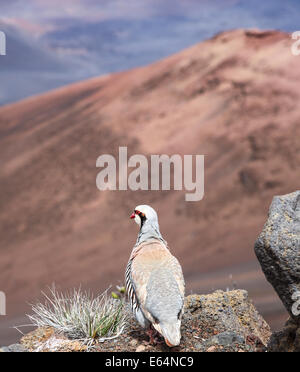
0,0,300,105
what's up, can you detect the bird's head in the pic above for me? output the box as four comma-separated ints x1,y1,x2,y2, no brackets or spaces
130,205,158,228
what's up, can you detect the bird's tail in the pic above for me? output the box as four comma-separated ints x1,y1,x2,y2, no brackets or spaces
153,320,182,347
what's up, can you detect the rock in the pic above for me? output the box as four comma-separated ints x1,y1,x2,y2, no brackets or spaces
184,289,271,348
20,328,87,352
0,344,27,352
19,290,270,352
207,331,245,346
129,339,138,347
206,346,217,352
255,191,300,352
21,327,55,352
0,347,10,352
255,191,300,321
8,344,27,352
34,336,87,352
135,345,146,352
202,331,252,352
268,317,300,352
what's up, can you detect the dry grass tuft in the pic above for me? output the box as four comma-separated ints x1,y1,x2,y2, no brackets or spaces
27,287,127,347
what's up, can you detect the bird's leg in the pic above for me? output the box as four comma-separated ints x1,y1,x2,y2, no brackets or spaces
146,325,164,345
146,325,157,345
154,335,165,345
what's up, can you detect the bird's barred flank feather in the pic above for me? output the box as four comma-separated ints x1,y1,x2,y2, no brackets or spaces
125,259,139,314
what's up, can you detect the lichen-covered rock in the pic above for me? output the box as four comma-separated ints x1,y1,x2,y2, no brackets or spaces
20,327,87,352
184,289,271,349
268,317,300,352
0,344,27,352
255,191,300,321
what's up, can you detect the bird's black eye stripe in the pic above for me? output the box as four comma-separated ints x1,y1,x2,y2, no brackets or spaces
135,210,145,218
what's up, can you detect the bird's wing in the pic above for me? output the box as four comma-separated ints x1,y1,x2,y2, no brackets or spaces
131,241,185,324
168,254,185,300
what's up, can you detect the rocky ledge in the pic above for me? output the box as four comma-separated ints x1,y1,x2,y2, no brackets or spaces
1,289,271,352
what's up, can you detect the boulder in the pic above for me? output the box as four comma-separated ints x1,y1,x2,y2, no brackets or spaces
184,289,271,351
0,344,27,352
255,191,300,321
20,327,87,352
268,317,300,352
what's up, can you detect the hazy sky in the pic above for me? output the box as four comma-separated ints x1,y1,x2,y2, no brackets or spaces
0,0,299,105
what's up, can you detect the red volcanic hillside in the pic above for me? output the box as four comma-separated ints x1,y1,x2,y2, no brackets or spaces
0,29,299,343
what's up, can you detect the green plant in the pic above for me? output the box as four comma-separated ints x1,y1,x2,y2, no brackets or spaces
111,285,126,300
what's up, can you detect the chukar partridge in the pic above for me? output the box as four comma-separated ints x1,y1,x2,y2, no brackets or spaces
125,205,185,347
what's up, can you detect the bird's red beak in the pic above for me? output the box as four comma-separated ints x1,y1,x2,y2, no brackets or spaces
130,213,135,219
